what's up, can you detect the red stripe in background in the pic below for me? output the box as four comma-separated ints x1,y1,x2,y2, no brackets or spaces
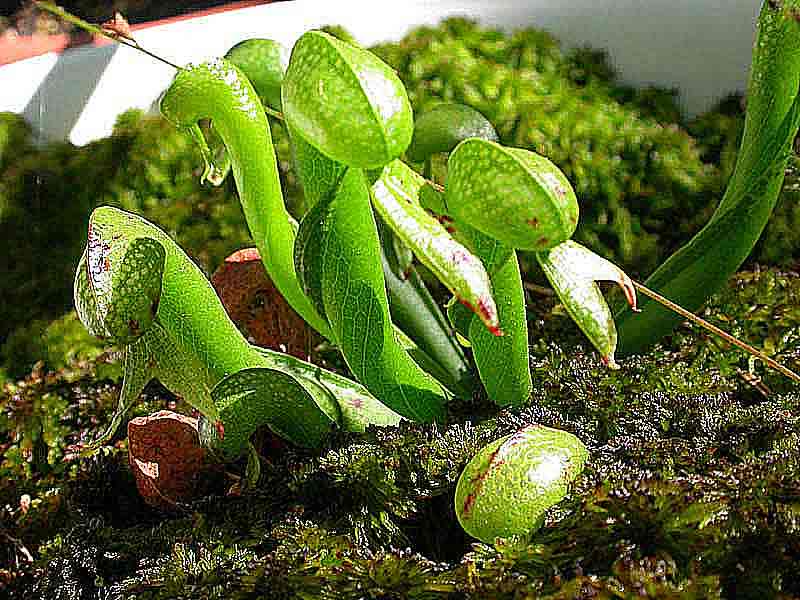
0,0,273,66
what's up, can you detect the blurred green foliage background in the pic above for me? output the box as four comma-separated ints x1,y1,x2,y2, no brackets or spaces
2,19,795,380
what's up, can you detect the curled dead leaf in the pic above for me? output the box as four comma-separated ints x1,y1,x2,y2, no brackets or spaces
101,12,133,41
211,248,313,359
128,410,221,510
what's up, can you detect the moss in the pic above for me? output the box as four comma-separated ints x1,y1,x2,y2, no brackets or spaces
0,115,100,342
0,312,106,381
0,112,32,176
662,268,800,395
1,268,799,598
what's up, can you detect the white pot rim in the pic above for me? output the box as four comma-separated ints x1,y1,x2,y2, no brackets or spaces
0,0,760,146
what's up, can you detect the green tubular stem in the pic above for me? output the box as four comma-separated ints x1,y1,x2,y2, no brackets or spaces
716,2,800,219
615,2,800,356
456,225,532,406
225,42,467,393
470,255,531,406
288,122,348,209
286,119,468,406
296,167,448,422
379,221,475,399
159,59,332,339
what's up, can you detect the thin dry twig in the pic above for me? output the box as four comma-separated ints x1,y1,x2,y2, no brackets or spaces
634,280,800,385
35,1,183,70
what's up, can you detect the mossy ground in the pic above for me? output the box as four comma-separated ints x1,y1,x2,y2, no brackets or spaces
3,269,800,599
2,18,800,600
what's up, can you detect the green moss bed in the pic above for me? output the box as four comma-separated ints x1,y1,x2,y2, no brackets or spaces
2,19,800,599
